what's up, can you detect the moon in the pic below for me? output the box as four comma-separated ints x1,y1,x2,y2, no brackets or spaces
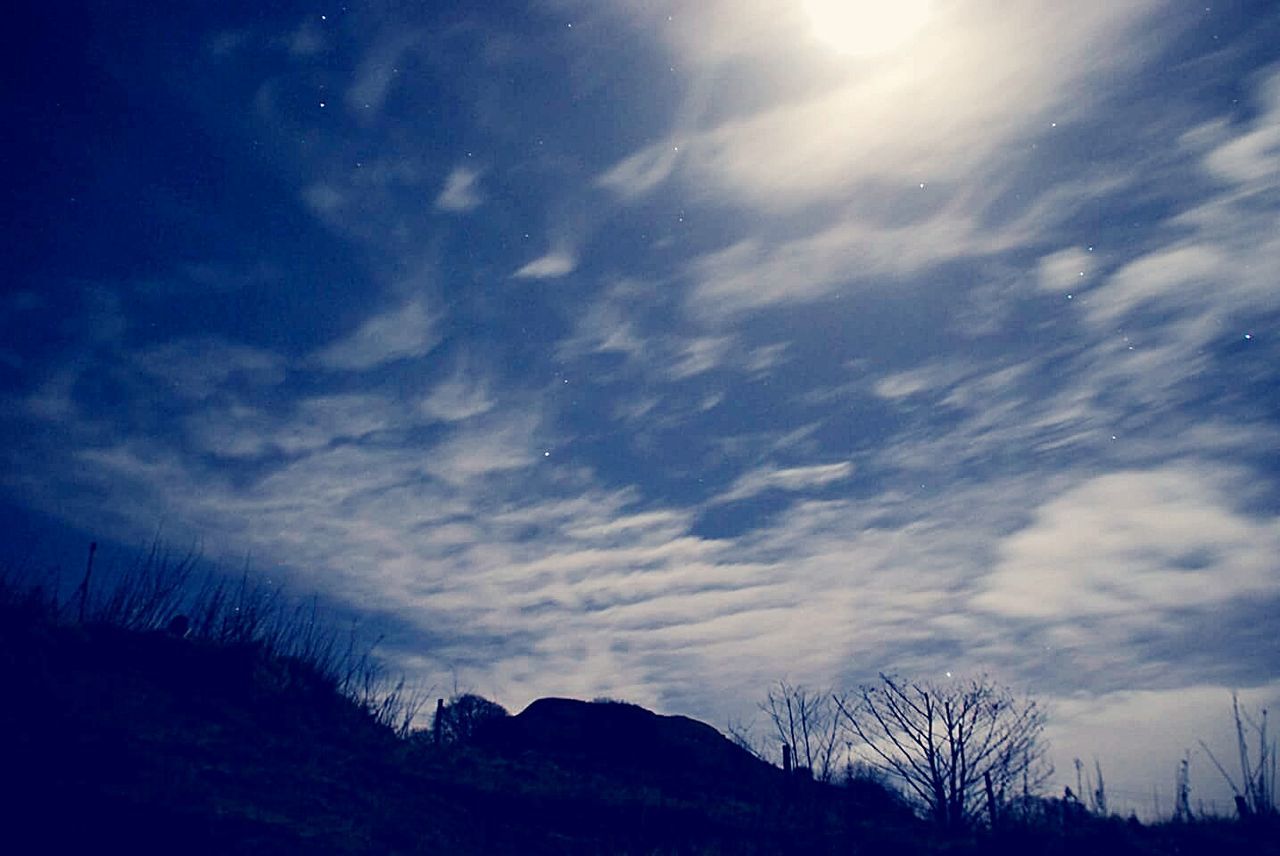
802,0,934,57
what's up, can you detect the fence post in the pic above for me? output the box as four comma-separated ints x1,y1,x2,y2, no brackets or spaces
76,542,97,624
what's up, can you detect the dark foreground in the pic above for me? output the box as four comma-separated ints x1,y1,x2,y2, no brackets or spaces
4,593,1276,855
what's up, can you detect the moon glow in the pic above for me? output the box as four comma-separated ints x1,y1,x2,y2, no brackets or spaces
802,0,934,57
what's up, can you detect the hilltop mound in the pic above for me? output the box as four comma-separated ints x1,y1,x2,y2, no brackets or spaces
480,697,783,799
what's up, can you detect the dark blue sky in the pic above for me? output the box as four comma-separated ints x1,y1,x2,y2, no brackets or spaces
4,0,1279,814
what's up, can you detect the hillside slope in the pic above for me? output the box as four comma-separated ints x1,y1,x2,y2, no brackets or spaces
2,597,909,854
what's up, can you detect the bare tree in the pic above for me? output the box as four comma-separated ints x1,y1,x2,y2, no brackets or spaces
760,680,843,782
835,673,1051,831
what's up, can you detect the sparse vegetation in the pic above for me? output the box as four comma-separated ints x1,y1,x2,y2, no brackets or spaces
3,540,423,729
1200,692,1277,820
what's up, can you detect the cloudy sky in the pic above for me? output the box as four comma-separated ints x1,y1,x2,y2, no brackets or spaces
5,0,1279,815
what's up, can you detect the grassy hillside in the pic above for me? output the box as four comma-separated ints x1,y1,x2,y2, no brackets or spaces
3,557,1277,855
0,563,915,854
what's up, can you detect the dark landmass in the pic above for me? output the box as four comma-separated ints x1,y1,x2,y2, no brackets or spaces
4,582,1277,855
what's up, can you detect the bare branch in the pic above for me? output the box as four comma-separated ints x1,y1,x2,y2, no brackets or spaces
836,673,1050,831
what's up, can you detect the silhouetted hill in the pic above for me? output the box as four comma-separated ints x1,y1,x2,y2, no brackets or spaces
479,697,783,799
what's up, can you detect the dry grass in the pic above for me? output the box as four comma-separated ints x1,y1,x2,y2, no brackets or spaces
1,540,428,737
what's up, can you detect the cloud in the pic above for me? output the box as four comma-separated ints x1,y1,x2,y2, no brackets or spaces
745,343,788,375
420,371,495,422
132,338,287,399
302,183,345,216
435,165,484,212
682,168,1123,322
564,509,688,543
313,299,439,371
596,141,682,199
345,31,421,114
1086,244,1225,325
189,394,398,459
975,466,1280,619
599,1,1158,210
296,154,443,245
1081,85,1280,335
1201,69,1280,186
556,297,646,360
1036,247,1094,294
873,364,965,401
514,251,576,279
423,415,542,486
668,336,730,380
23,369,80,422
13,332,1278,729
287,20,327,56
685,209,993,318
710,461,853,505
206,30,250,57
583,1,1164,330
553,283,754,394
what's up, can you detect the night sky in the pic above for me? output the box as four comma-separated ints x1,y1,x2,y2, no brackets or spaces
4,0,1279,815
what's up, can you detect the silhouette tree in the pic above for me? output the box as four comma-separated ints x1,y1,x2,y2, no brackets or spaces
835,673,1050,831
432,693,509,745
761,680,842,782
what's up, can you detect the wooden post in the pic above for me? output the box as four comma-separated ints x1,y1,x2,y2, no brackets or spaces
434,698,445,746
76,542,97,624
782,743,792,774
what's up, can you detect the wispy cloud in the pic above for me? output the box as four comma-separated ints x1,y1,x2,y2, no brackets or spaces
345,30,422,114
287,19,327,56
668,336,730,380
872,363,966,401
435,165,484,212
514,251,576,279
710,461,853,505
313,299,439,371
187,394,399,459
132,338,287,400
596,141,682,199
420,370,495,423
1036,247,1095,294
556,295,647,361
423,414,543,486
302,182,345,216
685,208,997,319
